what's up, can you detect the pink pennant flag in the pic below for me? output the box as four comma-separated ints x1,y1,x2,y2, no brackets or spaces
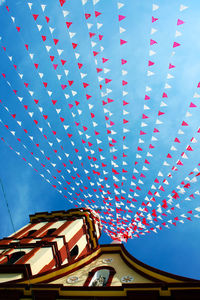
120,39,127,45
162,92,168,98
68,80,73,86
119,15,126,21
158,111,164,116
122,80,128,85
96,68,103,73
102,57,109,63
182,121,188,126
173,42,181,48
33,14,39,21
152,16,158,23
149,144,154,148
72,43,78,49
59,0,66,6
169,63,175,69
66,22,72,28
121,59,127,65
177,160,183,165
85,13,91,19
189,102,196,107
89,32,95,38
123,100,129,105
83,82,89,88
140,131,146,135
186,145,193,151
61,59,66,65
148,60,154,66
159,186,165,192
86,94,91,100
61,84,67,89
95,11,101,17
150,39,157,45
174,137,180,143
142,114,149,119
177,19,184,25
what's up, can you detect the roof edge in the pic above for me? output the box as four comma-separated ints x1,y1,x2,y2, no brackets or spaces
101,243,199,283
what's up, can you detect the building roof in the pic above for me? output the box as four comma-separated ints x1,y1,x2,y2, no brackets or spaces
0,243,200,299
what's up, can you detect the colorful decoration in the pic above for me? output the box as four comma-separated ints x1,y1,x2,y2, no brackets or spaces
66,276,79,284
121,275,134,283
102,258,113,264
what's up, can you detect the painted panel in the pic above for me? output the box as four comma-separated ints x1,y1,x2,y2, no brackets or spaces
50,253,153,286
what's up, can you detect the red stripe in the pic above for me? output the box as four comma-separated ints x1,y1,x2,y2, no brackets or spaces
37,222,56,238
12,223,36,239
68,226,85,250
42,220,73,242
20,221,55,244
59,244,68,263
16,247,40,264
78,245,88,258
39,258,56,273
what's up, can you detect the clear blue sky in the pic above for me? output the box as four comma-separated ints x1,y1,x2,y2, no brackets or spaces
1,0,200,280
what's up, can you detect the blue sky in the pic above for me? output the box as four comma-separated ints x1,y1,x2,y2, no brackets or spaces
1,0,200,279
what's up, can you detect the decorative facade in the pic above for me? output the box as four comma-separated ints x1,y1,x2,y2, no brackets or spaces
0,208,199,299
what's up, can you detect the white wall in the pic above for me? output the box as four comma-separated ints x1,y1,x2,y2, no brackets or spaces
61,219,83,242
28,247,53,274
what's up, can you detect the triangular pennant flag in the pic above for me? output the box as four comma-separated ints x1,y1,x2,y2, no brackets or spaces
152,4,159,11
180,4,188,12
